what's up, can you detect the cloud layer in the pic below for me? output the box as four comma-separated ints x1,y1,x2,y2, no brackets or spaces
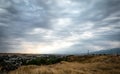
0,0,120,54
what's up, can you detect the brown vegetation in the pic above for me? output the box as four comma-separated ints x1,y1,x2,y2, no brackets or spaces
8,55,120,74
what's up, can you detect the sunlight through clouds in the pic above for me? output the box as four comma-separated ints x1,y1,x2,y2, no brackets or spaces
51,18,72,28
0,0,120,53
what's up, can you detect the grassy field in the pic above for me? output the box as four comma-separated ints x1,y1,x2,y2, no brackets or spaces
8,55,120,74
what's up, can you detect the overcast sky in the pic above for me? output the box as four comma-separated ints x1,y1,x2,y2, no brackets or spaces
0,0,120,54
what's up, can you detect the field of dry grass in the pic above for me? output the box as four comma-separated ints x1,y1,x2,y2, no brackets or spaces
8,55,120,74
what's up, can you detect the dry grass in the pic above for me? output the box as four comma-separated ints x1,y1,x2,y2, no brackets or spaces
8,55,120,74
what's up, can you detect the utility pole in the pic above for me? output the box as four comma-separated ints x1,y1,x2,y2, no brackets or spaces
88,50,89,55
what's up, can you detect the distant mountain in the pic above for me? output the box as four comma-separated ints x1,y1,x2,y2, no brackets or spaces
92,48,120,55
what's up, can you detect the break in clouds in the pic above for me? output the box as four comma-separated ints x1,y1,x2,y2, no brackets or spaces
0,0,120,54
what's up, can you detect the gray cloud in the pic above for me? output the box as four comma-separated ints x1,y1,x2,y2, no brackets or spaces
0,0,120,53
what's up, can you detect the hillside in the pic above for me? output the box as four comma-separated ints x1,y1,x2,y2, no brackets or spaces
92,48,120,55
8,55,120,74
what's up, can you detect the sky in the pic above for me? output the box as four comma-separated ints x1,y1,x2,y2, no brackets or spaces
0,0,120,54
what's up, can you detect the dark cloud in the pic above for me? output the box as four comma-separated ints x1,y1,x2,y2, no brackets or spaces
0,0,120,53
